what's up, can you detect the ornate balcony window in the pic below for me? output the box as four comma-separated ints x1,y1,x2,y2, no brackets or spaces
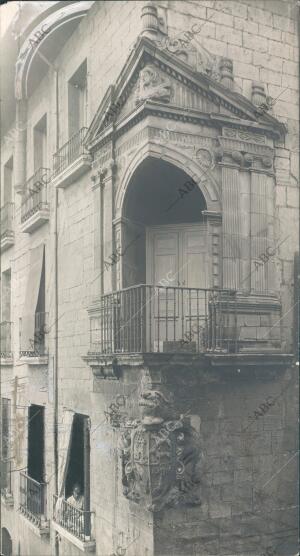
19,311,48,362
0,321,13,362
0,203,14,251
53,495,95,551
20,168,50,233
85,285,287,376
1,460,13,507
51,127,91,188
20,472,49,534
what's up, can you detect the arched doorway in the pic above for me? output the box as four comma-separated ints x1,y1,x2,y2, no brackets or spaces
115,157,211,353
122,157,207,288
1,528,12,556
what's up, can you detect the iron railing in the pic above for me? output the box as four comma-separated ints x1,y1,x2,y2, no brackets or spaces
21,168,50,223
0,321,13,358
20,472,46,527
52,127,88,177
19,312,48,357
1,202,14,238
89,285,241,354
1,460,12,493
53,495,93,541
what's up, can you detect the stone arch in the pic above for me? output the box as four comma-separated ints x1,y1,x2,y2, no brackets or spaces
15,2,93,100
115,141,221,220
1,528,12,556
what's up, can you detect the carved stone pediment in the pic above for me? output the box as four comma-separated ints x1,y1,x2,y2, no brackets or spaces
84,36,286,153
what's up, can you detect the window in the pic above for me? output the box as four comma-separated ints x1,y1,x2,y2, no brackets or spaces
1,399,11,492
1,269,11,322
3,157,13,204
1,269,12,357
54,412,91,540
68,60,87,137
28,405,45,483
1,528,12,556
33,114,47,171
20,245,46,356
65,414,90,507
20,405,46,522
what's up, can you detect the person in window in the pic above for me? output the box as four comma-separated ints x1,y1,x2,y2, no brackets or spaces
67,483,84,510
65,484,85,536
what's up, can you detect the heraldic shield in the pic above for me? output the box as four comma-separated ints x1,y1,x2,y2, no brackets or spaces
121,417,202,512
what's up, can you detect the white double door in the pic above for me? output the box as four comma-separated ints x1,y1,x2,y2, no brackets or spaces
146,223,208,350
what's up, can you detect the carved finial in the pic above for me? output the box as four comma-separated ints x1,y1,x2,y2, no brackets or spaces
251,81,266,106
220,58,234,90
141,1,159,38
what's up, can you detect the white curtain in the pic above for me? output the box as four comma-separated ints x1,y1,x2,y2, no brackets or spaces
58,409,74,497
21,244,44,350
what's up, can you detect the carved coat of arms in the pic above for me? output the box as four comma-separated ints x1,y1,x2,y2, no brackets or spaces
120,385,202,511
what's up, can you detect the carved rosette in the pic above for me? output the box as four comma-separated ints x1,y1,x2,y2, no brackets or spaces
120,377,202,512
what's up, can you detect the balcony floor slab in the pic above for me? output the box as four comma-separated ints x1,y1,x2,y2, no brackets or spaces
52,521,96,553
20,207,50,233
19,511,50,538
51,154,92,189
1,233,14,252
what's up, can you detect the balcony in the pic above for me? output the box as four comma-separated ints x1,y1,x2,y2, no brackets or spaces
0,321,13,363
20,168,50,233
20,472,49,534
85,285,287,375
88,285,246,355
1,202,14,251
19,312,48,363
53,495,95,552
51,127,92,188
1,460,13,507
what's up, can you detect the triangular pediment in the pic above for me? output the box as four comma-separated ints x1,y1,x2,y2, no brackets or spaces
85,36,286,150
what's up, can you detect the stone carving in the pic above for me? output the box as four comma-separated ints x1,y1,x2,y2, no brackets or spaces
120,381,202,511
194,148,215,171
135,64,172,104
223,127,266,144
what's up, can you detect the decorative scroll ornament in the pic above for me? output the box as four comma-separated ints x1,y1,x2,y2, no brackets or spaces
135,64,172,104
120,383,202,511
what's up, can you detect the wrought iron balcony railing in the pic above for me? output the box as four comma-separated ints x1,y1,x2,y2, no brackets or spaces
52,127,88,177
1,202,14,238
19,312,48,357
89,284,241,355
53,495,93,541
20,472,46,527
0,321,13,358
21,168,50,223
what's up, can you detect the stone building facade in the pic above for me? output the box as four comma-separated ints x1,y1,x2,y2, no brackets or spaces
0,1,299,555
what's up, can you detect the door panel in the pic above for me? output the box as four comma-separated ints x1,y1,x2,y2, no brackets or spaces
147,231,179,350
147,224,208,351
182,226,208,346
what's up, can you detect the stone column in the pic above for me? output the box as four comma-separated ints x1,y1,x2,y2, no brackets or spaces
102,161,116,294
250,167,276,293
202,211,222,289
91,170,105,296
221,163,242,290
